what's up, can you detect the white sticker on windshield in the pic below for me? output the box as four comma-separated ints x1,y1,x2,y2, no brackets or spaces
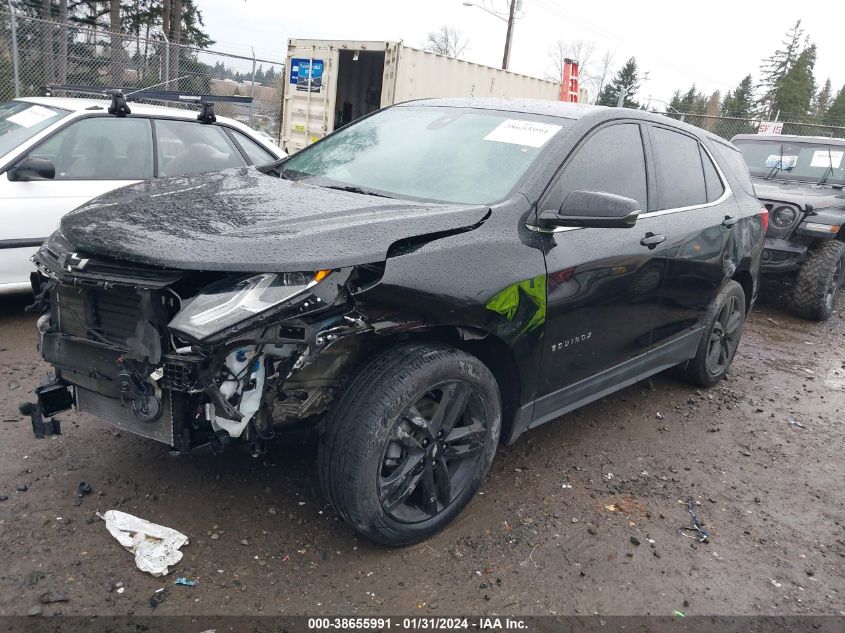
810,150,843,169
765,154,798,169
484,119,562,148
7,105,58,128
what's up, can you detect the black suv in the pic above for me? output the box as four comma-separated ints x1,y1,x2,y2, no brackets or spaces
27,99,765,545
732,134,845,320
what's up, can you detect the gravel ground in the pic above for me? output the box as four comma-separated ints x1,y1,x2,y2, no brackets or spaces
0,286,843,618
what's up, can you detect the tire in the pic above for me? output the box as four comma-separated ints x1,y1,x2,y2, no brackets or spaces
791,240,845,321
683,280,746,388
318,342,501,546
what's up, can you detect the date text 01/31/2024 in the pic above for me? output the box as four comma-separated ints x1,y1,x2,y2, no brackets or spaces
307,617,528,630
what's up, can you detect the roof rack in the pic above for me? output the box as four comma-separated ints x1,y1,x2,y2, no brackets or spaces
43,84,253,124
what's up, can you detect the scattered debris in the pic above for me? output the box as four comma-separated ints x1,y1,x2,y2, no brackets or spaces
673,610,686,618
16,483,28,492
630,536,641,546
561,483,572,489
77,481,92,496
656,412,665,420
39,591,68,604
98,510,189,577
175,577,197,587
677,498,710,542
149,588,167,608
787,418,805,429
0,495,7,501
27,605,42,617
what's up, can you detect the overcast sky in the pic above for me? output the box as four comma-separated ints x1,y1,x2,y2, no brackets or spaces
198,0,843,109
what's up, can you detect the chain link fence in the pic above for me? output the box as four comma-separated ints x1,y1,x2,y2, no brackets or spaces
1,8,285,140
665,112,845,142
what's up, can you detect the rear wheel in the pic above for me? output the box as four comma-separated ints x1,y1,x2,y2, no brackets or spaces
318,342,501,546
792,240,845,321
683,280,746,388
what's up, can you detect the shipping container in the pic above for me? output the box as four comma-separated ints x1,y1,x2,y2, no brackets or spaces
282,39,561,153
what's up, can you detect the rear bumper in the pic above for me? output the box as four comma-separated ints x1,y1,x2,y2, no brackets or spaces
761,238,806,273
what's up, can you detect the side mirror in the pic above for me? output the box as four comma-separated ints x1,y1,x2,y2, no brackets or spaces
537,190,640,229
7,157,56,182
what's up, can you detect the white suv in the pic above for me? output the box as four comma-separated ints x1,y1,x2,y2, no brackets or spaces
0,96,285,294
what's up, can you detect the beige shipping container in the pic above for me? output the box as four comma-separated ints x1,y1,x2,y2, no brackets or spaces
282,39,560,153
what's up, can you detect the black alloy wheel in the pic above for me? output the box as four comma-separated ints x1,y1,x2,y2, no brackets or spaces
318,343,501,546
379,381,488,523
705,293,743,377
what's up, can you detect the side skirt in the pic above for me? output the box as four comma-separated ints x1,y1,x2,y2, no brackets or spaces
504,328,703,445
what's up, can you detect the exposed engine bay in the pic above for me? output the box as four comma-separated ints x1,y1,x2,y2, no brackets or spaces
25,231,385,454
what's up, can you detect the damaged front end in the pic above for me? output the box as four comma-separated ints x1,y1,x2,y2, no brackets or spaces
26,232,381,454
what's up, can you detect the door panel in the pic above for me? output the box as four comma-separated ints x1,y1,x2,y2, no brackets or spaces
537,121,665,401
645,125,736,345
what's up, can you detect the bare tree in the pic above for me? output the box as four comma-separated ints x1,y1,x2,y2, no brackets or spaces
546,39,595,84
424,25,469,59
57,0,67,83
110,0,123,85
170,0,183,85
593,49,615,104
41,0,54,85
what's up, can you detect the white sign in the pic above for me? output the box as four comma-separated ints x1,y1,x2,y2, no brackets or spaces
757,121,784,135
810,150,844,169
7,105,59,128
484,119,562,148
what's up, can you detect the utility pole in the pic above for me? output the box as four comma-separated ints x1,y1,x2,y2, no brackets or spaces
502,0,516,70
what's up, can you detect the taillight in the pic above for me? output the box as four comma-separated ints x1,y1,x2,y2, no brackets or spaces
759,207,769,233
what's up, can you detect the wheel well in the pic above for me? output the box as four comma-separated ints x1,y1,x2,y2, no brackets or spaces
380,327,523,442
732,269,754,313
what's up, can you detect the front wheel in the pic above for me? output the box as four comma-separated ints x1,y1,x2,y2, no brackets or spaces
683,280,746,388
792,240,845,321
318,342,501,546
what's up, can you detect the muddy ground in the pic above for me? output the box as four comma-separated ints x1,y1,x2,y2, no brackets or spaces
0,285,843,618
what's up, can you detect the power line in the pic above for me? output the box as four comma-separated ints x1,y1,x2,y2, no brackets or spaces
526,0,734,90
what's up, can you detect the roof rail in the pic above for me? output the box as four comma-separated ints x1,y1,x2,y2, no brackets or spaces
43,84,253,105
43,84,253,124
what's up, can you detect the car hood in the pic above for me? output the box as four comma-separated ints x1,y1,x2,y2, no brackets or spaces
752,178,845,211
59,167,489,272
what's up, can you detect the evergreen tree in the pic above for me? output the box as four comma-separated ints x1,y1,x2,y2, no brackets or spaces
721,75,754,117
774,44,816,119
757,20,809,117
810,78,832,123
596,57,640,108
824,85,845,126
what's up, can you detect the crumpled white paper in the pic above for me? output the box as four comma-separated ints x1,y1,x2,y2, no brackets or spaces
98,510,189,577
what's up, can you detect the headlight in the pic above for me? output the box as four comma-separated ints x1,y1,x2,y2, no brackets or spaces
168,271,329,341
771,205,797,229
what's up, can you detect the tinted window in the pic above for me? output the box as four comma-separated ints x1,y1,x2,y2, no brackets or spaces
711,141,754,196
701,146,725,202
27,117,153,180
651,127,707,210
547,123,647,210
282,106,572,204
231,130,276,164
155,119,246,177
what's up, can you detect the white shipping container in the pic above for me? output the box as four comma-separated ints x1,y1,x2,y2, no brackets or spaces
282,39,561,153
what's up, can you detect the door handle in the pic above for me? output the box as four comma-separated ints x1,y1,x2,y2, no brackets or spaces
721,215,739,228
640,232,666,249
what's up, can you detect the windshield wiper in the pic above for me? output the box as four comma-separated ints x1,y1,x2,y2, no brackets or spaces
323,184,394,198
817,164,834,186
